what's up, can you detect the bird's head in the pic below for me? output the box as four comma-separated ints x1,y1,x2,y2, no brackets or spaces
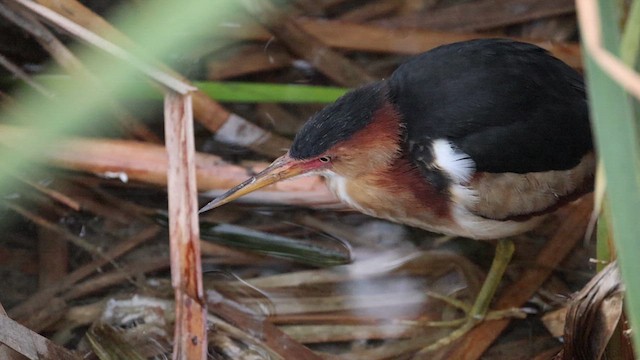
199,82,403,213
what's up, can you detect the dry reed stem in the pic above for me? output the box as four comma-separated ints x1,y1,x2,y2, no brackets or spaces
226,18,583,69
164,92,207,359
9,226,160,322
208,291,323,360
0,303,24,360
241,0,375,87
377,0,575,32
206,43,292,80
13,175,81,211
0,125,339,207
4,202,117,262
338,0,403,22
64,257,170,300
0,312,81,359
0,53,52,97
0,1,86,75
37,227,69,290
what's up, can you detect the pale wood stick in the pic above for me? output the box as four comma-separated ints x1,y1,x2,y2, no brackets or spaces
164,92,207,359
0,125,340,208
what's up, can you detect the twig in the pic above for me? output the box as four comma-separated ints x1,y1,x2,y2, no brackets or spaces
0,312,80,359
9,226,160,322
4,201,119,259
227,18,583,69
0,1,85,75
0,303,24,360
164,92,207,359
63,257,170,300
241,0,375,87
0,53,53,97
281,323,416,343
208,290,323,360
13,174,81,211
376,0,576,32
207,43,291,80
338,0,403,22
37,226,69,290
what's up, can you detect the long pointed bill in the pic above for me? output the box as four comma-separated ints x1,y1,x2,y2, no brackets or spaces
199,154,315,214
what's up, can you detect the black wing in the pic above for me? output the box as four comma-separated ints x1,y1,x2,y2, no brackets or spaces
388,39,592,175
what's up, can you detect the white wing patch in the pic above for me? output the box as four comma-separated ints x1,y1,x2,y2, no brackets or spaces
432,139,476,184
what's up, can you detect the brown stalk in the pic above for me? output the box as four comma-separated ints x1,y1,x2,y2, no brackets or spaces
241,0,375,87
338,0,403,22
0,53,53,98
376,0,576,33
224,18,582,69
29,0,291,157
46,178,134,223
240,291,433,316
19,258,185,335
439,196,593,360
164,92,207,360
37,227,69,290
63,257,170,301
247,250,481,290
208,290,323,360
0,1,85,75
9,226,160,322
0,303,25,360
0,125,339,208
207,43,292,80
0,309,80,359
5,202,119,260
13,176,81,212
255,103,303,136
281,323,417,344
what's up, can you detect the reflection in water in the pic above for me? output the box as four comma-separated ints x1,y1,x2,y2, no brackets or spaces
205,242,481,358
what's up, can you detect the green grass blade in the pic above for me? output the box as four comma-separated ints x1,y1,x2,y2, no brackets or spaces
0,0,243,193
194,81,348,103
585,0,640,351
4,76,349,103
620,0,640,68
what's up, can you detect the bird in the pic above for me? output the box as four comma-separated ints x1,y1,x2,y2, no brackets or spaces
199,38,594,351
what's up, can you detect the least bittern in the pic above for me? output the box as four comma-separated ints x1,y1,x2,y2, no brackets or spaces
200,39,594,351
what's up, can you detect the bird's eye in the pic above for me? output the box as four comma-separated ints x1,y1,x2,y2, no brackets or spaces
319,156,332,163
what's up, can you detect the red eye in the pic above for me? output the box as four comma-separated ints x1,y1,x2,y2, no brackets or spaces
319,156,332,163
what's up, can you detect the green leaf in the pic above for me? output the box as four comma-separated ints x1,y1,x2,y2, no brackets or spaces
153,211,352,267
584,0,640,352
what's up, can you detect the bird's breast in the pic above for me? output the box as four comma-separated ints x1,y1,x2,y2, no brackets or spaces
322,170,464,236
321,167,549,240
